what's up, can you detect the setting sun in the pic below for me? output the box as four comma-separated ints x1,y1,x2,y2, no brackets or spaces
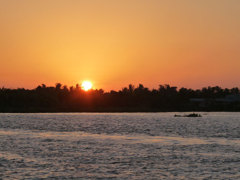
81,81,93,91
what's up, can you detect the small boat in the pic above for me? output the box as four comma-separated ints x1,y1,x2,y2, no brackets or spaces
185,113,202,117
174,113,202,117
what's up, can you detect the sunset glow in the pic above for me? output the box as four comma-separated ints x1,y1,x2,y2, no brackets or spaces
81,81,93,91
0,1,240,90
0,1,239,178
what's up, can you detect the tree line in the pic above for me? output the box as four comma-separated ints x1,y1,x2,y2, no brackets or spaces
0,83,239,112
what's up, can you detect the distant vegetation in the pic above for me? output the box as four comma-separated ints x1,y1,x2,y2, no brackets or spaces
0,83,240,112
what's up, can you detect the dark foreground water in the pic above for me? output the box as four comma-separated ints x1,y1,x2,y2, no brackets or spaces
0,112,239,179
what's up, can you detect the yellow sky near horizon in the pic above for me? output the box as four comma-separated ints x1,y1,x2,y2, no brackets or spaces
0,0,240,91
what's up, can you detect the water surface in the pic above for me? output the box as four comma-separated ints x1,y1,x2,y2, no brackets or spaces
0,112,239,179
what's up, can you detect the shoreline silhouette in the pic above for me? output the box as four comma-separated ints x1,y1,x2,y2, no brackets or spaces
0,83,239,112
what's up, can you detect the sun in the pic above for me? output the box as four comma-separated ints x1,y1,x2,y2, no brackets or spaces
81,81,93,91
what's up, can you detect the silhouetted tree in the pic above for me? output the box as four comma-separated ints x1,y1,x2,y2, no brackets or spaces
0,83,239,112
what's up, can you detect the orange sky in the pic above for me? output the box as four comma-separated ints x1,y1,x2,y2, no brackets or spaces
0,0,239,91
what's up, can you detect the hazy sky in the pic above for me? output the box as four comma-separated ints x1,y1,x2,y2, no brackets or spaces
1,0,240,90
